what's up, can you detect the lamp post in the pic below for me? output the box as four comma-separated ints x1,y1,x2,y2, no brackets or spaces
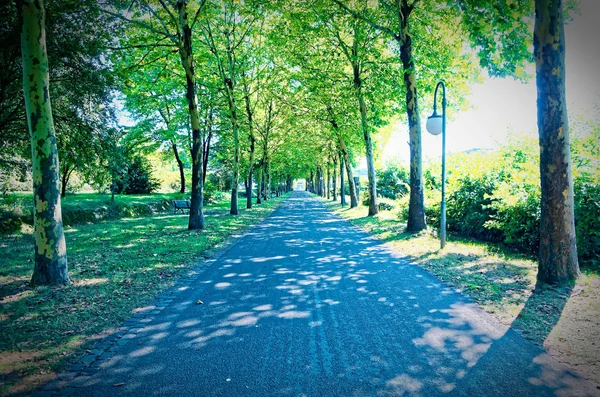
426,81,447,249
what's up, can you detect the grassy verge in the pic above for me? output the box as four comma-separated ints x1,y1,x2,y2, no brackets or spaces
0,193,289,395
322,197,600,386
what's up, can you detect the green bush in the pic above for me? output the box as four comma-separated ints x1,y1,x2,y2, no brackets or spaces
485,183,541,254
378,201,395,211
575,181,600,264
0,209,23,234
376,161,410,200
114,156,160,194
446,175,502,242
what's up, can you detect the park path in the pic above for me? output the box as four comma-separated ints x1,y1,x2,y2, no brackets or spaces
59,191,595,396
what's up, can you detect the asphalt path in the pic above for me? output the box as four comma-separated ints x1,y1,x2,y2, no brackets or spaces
63,191,596,396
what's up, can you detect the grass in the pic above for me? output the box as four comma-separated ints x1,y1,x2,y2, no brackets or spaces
0,193,289,395
1,192,185,210
322,197,600,386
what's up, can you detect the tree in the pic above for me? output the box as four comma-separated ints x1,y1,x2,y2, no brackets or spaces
2,0,118,195
534,0,579,283
198,0,262,215
332,0,426,229
332,0,531,230
103,0,207,229
17,0,68,285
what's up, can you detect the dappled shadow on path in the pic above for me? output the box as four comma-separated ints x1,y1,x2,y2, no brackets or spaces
59,192,595,396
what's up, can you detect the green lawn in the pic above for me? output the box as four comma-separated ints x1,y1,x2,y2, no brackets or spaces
0,193,289,395
1,192,185,210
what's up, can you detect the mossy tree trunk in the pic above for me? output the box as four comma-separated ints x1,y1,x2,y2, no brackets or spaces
534,0,579,284
17,0,68,285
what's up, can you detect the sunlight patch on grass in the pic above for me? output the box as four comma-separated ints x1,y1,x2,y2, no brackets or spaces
0,193,290,395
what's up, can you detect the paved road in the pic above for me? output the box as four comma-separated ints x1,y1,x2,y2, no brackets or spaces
63,191,595,396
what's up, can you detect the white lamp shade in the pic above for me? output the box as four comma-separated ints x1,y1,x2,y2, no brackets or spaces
426,115,443,136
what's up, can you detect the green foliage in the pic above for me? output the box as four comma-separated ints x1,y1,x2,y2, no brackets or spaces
446,175,501,241
114,156,160,195
0,209,23,234
413,126,599,266
575,182,600,264
485,184,541,254
376,160,410,200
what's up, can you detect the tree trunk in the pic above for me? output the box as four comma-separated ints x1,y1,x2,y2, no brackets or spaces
355,73,378,216
326,165,330,199
243,78,255,209
202,125,211,185
172,142,185,193
18,0,69,286
340,152,346,206
317,167,323,196
267,163,272,199
534,0,579,284
332,157,337,201
245,173,253,209
177,0,204,230
227,82,239,215
338,138,358,207
397,7,425,231
60,166,73,199
256,166,262,204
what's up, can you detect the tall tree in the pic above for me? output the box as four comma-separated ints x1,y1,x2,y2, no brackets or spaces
17,0,68,285
332,0,530,230
333,0,425,229
103,0,206,229
534,0,579,283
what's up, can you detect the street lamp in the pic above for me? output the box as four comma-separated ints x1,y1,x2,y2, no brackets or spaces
426,81,447,249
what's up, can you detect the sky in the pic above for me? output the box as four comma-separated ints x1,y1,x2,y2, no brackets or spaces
380,0,600,166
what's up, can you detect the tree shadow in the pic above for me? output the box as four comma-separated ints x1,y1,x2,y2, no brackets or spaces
35,192,595,396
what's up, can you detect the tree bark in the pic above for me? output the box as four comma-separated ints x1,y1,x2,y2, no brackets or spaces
326,164,330,199
243,76,255,209
340,152,346,206
177,0,204,230
60,166,73,199
355,71,378,216
332,157,337,201
399,9,425,231
534,0,579,284
202,119,212,185
18,0,69,285
172,141,185,193
338,138,358,207
256,166,262,204
227,79,239,215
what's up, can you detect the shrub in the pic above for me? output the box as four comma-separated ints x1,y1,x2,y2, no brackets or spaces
574,181,600,264
114,156,160,195
446,175,502,242
378,201,395,211
0,209,22,234
376,161,410,200
485,183,541,254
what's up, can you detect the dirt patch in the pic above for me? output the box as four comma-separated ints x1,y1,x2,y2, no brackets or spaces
543,276,600,387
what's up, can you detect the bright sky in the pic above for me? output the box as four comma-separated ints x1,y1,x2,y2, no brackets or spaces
380,0,600,165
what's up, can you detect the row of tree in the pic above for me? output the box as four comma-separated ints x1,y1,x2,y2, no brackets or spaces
8,0,579,286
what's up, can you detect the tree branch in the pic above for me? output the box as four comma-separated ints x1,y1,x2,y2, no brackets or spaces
100,8,177,44
330,0,397,39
